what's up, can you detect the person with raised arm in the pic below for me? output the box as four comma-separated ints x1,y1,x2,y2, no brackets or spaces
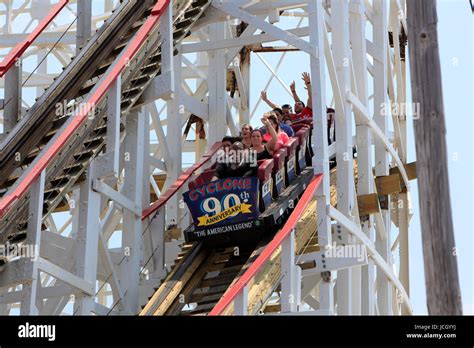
289,72,313,122
261,112,289,151
260,90,280,110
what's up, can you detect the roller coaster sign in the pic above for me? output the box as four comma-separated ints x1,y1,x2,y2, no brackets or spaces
183,177,259,230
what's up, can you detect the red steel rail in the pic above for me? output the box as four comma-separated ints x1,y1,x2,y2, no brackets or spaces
208,173,323,315
0,0,69,77
0,0,171,219
141,142,222,220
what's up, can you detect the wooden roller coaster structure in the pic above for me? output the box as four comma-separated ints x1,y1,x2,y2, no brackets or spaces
0,0,416,316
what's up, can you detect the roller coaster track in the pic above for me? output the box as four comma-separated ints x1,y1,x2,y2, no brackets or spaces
0,0,212,245
140,165,346,316
0,0,414,316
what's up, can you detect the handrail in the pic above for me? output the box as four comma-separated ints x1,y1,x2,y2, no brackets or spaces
209,173,323,316
0,0,69,78
141,142,222,221
0,0,171,219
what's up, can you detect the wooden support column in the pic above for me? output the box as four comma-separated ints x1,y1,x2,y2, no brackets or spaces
3,58,21,132
332,0,354,315
407,0,462,315
207,21,228,145
77,0,92,53
21,171,45,315
308,0,333,314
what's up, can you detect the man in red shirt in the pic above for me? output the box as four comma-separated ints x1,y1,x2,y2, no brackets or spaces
289,72,313,122
260,72,313,123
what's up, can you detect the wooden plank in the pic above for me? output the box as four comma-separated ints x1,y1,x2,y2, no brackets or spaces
168,262,236,314
192,284,229,297
164,227,182,242
298,260,316,270
263,304,281,313
375,174,402,195
389,161,417,180
164,253,216,315
152,250,208,315
139,242,202,315
207,263,243,274
199,273,238,288
52,199,70,213
300,245,320,254
194,292,225,305
357,193,381,216
152,173,167,191
189,301,216,314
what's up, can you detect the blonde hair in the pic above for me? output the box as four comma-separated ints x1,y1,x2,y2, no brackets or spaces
241,123,253,131
240,123,253,138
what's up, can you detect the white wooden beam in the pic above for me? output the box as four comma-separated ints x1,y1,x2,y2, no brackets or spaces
92,179,141,217
182,27,310,53
212,1,316,55
37,258,95,296
328,206,412,314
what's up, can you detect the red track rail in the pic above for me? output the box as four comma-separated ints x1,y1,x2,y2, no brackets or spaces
0,0,171,219
208,173,323,316
0,0,69,77
142,142,222,221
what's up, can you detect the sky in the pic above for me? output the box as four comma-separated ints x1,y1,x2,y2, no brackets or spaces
1,0,472,315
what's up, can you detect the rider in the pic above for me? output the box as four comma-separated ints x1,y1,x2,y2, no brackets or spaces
214,141,255,180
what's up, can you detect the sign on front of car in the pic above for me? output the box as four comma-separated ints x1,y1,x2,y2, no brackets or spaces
183,177,259,230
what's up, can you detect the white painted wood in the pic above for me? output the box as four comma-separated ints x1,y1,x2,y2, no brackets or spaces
207,21,228,145
213,1,315,55
331,0,354,315
329,206,412,314
281,230,296,313
119,109,145,314
372,0,392,315
182,26,311,53
3,58,21,132
73,159,101,314
21,170,45,315
349,0,375,315
235,285,248,315
307,0,334,316
77,0,92,53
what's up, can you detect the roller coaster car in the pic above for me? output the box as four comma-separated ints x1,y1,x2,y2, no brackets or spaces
183,128,314,248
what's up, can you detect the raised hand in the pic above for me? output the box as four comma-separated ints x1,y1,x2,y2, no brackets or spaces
302,72,311,85
260,90,267,100
290,81,296,92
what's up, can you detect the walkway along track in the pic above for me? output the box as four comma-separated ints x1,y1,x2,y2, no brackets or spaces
0,0,212,245
140,165,349,316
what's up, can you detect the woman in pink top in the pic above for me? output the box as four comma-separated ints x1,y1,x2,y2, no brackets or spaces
262,113,289,151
